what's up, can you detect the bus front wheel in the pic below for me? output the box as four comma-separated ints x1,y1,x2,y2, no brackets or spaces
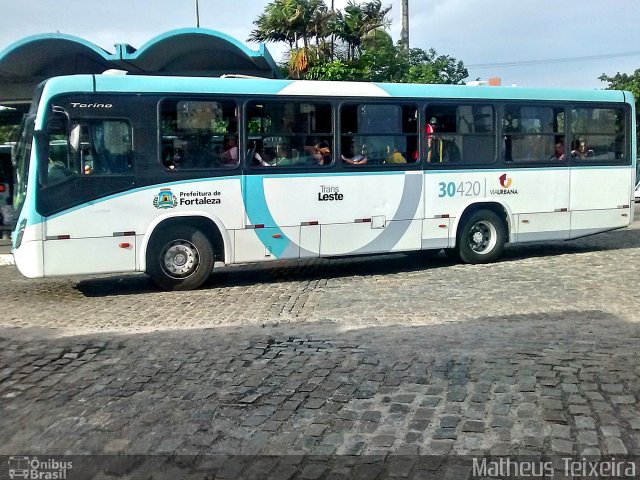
457,210,506,264
147,226,214,290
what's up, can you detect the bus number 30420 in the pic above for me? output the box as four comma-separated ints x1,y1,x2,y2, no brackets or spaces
437,181,482,198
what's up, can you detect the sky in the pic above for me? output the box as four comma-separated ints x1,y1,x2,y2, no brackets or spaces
1,0,639,89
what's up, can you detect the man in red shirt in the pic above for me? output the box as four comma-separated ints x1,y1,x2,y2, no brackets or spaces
426,117,437,162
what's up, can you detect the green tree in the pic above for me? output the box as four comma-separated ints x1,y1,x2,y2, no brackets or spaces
599,69,640,100
599,69,640,156
402,48,468,84
249,0,467,85
250,0,335,78
248,0,297,48
358,42,467,84
305,60,362,81
335,0,391,61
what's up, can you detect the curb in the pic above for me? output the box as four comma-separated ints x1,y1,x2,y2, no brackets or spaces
0,253,15,266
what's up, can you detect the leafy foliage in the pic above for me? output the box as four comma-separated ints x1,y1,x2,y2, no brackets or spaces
305,61,362,81
359,45,468,84
600,69,640,155
249,0,467,84
599,69,640,100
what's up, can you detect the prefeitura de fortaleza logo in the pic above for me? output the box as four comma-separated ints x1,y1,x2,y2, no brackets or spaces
153,188,178,209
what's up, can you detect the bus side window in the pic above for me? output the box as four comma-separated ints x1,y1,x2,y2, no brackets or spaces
502,105,563,163
159,99,238,170
247,101,333,168
340,104,417,166
79,121,133,175
570,107,626,162
425,104,494,165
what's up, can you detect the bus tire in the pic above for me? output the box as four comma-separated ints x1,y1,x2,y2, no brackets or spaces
147,226,214,291
457,209,506,264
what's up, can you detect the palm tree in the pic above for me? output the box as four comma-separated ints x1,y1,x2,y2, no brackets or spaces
250,0,334,77
248,0,301,50
335,0,391,60
248,0,296,48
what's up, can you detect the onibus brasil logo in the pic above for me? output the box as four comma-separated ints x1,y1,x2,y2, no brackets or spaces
490,173,518,195
153,188,178,209
8,456,73,479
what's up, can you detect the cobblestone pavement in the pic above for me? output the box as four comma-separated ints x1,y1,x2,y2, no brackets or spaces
1,218,640,477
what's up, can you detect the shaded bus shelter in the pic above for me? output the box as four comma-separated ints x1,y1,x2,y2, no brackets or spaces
0,27,281,118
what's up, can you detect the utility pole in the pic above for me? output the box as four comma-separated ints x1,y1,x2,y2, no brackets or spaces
331,0,335,60
195,0,200,28
400,0,409,49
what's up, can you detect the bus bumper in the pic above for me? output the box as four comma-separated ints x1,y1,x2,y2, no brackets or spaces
13,240,44,278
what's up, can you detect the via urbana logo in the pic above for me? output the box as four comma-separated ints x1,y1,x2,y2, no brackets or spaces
490,173,518,195
153,188,178,209
8,456,73,479
499,173,512,189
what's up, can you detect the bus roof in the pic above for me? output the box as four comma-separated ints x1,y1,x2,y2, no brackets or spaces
40,74,629,105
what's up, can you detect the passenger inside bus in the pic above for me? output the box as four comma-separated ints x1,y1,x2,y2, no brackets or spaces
426,116,437,162
341,143,368,165
222,135,238,166
550,139,566,161
274,143,294,166
571,138,595,159
304,141,331,165
386,146,407,164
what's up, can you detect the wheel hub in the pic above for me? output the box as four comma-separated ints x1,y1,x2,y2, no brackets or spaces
161,241,199,278
468,220,496,254
472,231,484,247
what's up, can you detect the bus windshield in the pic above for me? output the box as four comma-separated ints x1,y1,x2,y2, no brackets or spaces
13,114,34,218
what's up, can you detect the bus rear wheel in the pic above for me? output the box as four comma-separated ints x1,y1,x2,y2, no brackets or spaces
147,226,214,290
457,209,506,264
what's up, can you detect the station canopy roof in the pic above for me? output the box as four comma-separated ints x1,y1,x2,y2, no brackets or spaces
0,28,281,105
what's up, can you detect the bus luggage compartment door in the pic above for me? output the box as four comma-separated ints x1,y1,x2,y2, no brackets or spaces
43,235,136,276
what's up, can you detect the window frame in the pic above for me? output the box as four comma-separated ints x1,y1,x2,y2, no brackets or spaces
338,100,421,170
245,98,335,171
499,101,568,166
423,101,498,169
75,118,135,177
36,104,138,217
567,103,630,167
41,116,135,189
158,97,241,172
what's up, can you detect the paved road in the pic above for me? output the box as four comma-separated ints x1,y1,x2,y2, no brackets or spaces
1,216,640,477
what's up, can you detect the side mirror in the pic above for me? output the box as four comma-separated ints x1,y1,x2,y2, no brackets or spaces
69,124,80,152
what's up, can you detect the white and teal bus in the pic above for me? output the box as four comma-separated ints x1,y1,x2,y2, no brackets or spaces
11,74,636,290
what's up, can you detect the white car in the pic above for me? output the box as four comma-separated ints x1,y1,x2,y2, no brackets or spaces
635,181,640,203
